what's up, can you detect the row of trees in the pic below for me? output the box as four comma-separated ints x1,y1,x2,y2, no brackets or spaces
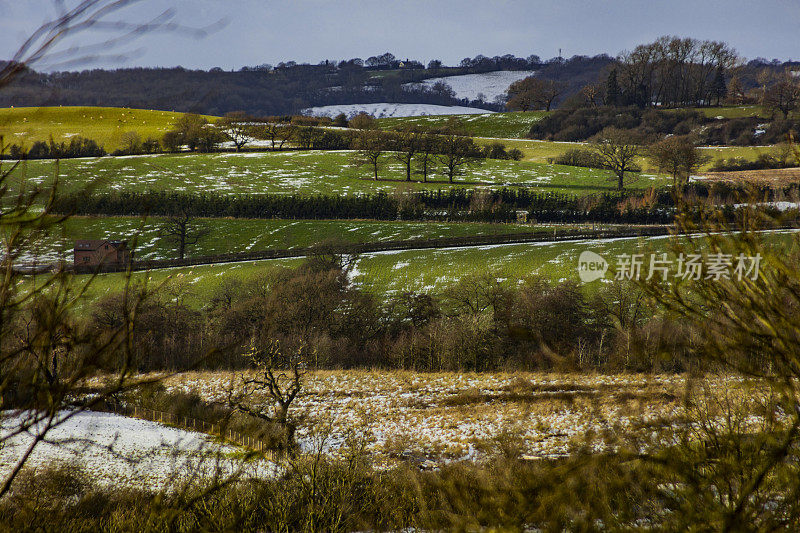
63,178,798,227
349,126,517,183
4,135,106,160
271,51,543,72
607,37,800,118
158,113,522,184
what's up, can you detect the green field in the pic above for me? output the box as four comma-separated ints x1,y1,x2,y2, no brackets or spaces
30,216,567,262
688,105,768,119
10,150,671,198
376,111,549,139
68,230,800,307
377,106,785,171
472,138,783,171
67,234,659,306
4,105,791,313
0,106,218,153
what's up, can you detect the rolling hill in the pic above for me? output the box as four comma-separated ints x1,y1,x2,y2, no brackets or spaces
0,106,218,153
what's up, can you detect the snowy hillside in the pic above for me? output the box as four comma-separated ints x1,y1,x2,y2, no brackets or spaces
303,103,493,118
405,70,538,102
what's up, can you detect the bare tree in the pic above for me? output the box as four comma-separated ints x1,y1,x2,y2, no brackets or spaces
647,135,709,188
506,77,566,111
436,133,484,183
119,131,142,154
165,113,219,152
294,126,323,150
348,112,376,130
505,76,538,111
161,209,210,259
592,128,642,190
351,130,386,180
255,122,294,151
229,341,310,452
762,70,800,119
579,83,603,108
217,111,254,151
392,126,424,181
415,133,439,182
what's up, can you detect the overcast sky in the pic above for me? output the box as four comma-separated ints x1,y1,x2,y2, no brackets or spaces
1,0,798,71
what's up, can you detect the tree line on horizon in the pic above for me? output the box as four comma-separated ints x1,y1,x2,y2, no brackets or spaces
505,36,800,116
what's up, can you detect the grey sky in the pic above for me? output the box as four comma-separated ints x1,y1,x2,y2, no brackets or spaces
1,0,798,71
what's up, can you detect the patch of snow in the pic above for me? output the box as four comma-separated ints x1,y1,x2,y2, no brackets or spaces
0,410,276,489
405,70,538,102
734,201,800,211
303,103,492,118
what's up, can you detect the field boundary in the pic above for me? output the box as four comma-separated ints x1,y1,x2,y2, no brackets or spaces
19,225,672,275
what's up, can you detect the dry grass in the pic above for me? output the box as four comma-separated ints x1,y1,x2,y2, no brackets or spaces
699,167,800,186
146,370,758,467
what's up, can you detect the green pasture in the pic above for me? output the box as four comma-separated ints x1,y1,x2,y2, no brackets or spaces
64,234,660,307
27,228,800,311
376,111,548,139
9,150,671,198
29,216,564,262
0,106,218,153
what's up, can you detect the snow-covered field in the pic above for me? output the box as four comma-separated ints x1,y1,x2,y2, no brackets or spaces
2,371,768,487
405,70,538,102
157,371,748,467
303,103,492,118
0,410,275,489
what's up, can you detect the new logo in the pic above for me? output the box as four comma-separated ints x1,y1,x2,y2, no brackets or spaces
578,250,608,283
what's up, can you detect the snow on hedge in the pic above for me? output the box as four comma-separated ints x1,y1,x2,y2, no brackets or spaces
405,70,538,102
303,103,492,118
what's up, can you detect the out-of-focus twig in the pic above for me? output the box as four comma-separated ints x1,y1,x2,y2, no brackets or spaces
0,0,223,89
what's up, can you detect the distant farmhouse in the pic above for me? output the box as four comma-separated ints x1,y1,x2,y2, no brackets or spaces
74,240,131,269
